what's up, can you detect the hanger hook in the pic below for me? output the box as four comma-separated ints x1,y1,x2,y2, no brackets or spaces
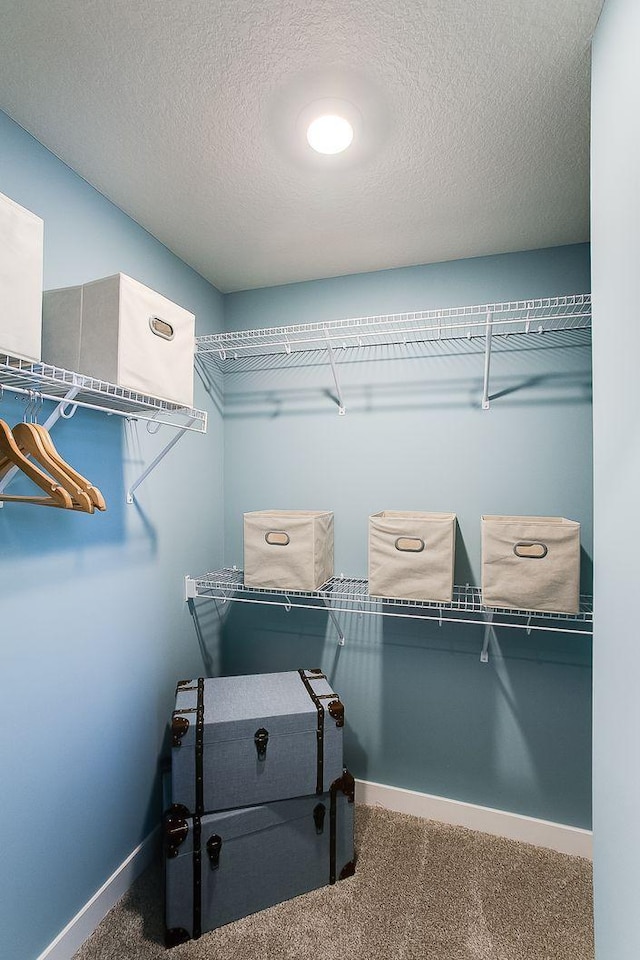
23,391,35,423
29,391,40,423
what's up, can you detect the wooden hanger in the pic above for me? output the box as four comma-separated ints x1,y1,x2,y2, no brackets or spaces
10,423,95,513
0,423,107,513
0,419,74,509
18,422,106,511
30,423,106,511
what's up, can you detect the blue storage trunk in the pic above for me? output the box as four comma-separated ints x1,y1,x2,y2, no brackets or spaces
164,771,356,945
171,670,345,814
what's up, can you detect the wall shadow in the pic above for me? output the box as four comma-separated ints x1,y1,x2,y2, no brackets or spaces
0,400,126,557
187,598,224,677
379,614,592,828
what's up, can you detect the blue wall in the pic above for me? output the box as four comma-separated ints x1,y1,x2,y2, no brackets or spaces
591,2,640,957
0,107,595,960
216,244,593,827
0,111,224,960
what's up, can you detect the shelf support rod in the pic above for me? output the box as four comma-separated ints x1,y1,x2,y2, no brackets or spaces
481,610,494,663
482,310,493,410
0,386,80,501
321,597,346,645
127,419,195,504
324,330,346,415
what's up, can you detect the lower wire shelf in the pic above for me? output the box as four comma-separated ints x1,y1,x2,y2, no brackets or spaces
184,569,593,658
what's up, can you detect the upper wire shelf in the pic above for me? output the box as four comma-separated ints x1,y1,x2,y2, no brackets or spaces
0,353,207,432
196,294,592,369
185,568,593,636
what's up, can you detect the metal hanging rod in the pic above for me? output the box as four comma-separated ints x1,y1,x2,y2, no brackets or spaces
196,294,591,364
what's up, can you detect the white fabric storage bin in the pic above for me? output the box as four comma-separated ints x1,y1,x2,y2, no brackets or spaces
244,510,334,592
481,515,580,614
42,273,195,406
0,191,43,361
368,511,457,602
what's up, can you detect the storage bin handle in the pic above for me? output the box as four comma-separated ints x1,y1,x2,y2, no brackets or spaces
149,316,175,341
395,536,425,553
513,541,548,559
265,530,290,546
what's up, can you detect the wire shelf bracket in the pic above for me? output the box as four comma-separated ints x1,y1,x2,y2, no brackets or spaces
481,609,494,663
482,311,493,411
324,328,346,416
322,596,346,645
126,420,196,504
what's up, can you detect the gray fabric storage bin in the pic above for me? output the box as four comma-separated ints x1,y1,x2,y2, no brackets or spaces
42,273,195,406
481,515,581,613
164,771,355,944
368,511,457,602
0,191,43,361
244,510,334,591
171,670,344,814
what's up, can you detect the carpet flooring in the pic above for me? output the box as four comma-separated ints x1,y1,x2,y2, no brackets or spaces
73,805,594,960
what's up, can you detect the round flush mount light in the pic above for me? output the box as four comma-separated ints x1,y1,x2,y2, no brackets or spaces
306,114,354,154
272,81,387,169
297,98,361,160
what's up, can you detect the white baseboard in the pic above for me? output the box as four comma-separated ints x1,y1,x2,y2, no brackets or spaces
356,779,592,860
35,828,159,960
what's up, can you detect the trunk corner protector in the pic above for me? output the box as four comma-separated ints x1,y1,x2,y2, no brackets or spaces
339,858,357,881
331,769,355,803
165,927,191,948
327,698,345,728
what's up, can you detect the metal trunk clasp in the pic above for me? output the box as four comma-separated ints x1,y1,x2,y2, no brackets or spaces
206,834,222,869
254,727,269,761
313,803,326,835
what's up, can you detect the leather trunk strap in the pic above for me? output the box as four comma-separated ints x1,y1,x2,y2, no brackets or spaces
298,669,325,794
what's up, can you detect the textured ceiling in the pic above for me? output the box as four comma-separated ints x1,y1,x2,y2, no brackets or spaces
0,1,603,292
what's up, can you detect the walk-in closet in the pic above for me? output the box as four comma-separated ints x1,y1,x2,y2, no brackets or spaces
0,2,638,959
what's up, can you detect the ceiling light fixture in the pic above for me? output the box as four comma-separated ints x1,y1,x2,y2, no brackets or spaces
306,114,354,154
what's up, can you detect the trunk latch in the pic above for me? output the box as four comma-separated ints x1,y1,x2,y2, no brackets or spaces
313,803,326,834
254,727,269,761
206,834,222,869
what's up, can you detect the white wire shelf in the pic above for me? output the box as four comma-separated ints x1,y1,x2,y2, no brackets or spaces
196,294,591,369
0,353,207,432
185,568,594,637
